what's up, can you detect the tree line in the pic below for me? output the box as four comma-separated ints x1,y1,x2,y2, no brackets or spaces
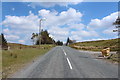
31,30,63,45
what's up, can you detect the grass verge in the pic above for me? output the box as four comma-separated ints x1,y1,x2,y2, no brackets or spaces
69,38,119,64
70,38,119,51
2,44,55,78
93,53,119,64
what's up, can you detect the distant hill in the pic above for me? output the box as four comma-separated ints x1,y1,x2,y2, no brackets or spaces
70,38,119,51
7,43,29,49
7,43,55,50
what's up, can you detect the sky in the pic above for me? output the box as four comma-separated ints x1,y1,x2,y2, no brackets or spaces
1,2,119,45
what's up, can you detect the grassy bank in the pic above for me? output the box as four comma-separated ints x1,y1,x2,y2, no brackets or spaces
93,53,119,63
2,43,55,78
70,38,119,51
69,38,119,63
107,53,119,63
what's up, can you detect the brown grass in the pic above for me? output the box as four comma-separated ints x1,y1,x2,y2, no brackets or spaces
70,38,119,51
2,43,55,78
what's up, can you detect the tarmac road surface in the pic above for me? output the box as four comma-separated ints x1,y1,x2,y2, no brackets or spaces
12,46,118,78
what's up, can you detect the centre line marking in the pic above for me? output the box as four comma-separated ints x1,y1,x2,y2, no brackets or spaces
63,51,67,56
62,49,67,56
66,58,73,70
64,52,67,56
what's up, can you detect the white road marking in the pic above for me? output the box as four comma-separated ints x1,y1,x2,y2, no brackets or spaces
63,50,67,56
62,48,72,69
66,58,73,70
62,49,67,56
64,52,67,56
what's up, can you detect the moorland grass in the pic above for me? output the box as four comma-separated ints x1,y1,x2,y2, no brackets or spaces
70,38,119,51
69,38,119,63
2,44,55,78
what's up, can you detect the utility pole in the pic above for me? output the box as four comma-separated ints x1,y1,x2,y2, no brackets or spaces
39,19,42,48
39,18,46,48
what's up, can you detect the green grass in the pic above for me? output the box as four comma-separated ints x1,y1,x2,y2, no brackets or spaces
69,38,119,64
2,44,55,78
107,54,119,63
70,38,119,51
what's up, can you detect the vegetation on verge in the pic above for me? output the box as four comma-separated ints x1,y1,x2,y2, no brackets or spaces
69,38,119,63
2,43,55,78
31,30,63,45
31,30,56,45
69,38,119,51
106,53,119,63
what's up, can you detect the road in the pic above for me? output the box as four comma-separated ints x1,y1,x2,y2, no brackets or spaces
12,46,118,78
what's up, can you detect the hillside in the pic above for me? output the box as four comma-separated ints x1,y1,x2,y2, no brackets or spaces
7,43,54,50
70,38,119,51
8,43,28,49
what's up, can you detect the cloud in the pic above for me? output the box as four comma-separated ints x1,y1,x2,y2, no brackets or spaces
38,8,84,42
18,40,25,44
38,8,83,27
2,7,118,44
70,30,99,41
2,11,40,44
48,26,69,41
88,12,118,31
3,28,11,34
2,8,85,44
82,38,110,42
4,34,20,41
69,11,119,41
28,2,83,8
2,11,39,31
68,23,86,31
103,25,118,36
86,12,119,40
87,11,119,39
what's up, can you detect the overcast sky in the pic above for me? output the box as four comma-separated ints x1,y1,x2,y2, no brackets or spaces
1,2,119,45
